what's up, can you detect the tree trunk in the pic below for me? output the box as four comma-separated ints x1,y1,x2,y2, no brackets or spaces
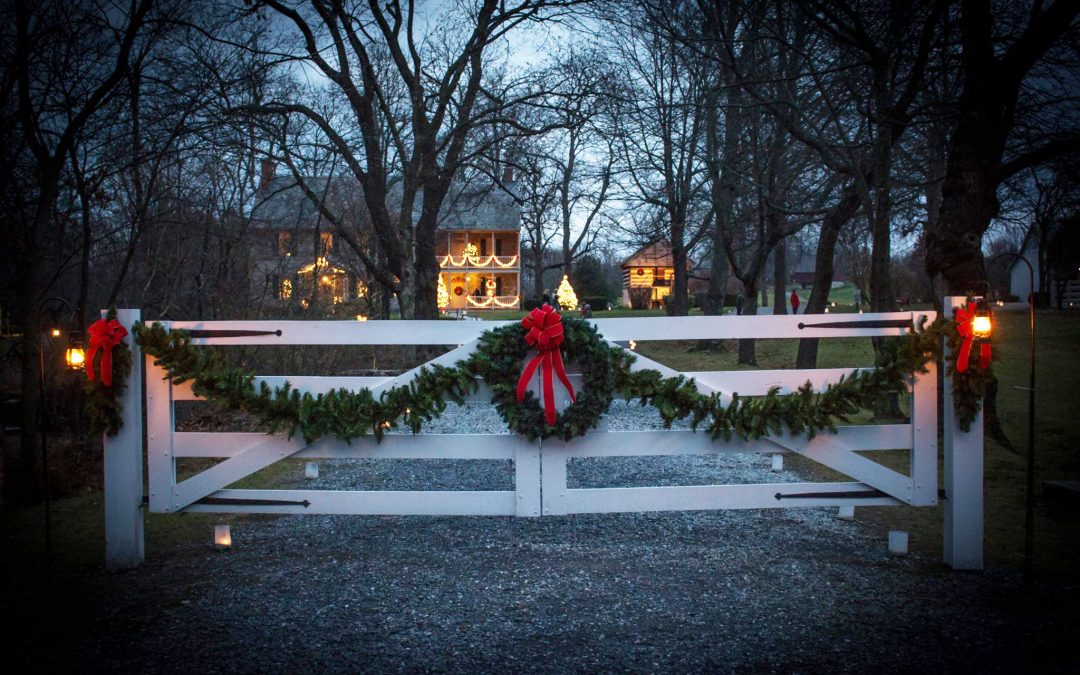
772,238,787,315
869,125,896,313
795,185,859,368
737,278,758,365
413,229,439,320
669,221,689,316
14,177,58,504
704,239,728,316
531,242,545,300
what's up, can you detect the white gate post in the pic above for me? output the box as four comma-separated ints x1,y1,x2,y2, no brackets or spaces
103,309,145,569
942,296,983,570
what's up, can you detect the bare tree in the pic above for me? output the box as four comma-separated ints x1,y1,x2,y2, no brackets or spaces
926,0,1080,293
2,0,155,502
605,3,708,316
235,0,579,319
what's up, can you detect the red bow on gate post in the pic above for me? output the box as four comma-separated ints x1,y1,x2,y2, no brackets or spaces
955,301,991,373
516,304,576,426
86,318,129,387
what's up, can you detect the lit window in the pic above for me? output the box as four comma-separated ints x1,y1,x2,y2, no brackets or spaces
280,278,293,299
356,279,368,298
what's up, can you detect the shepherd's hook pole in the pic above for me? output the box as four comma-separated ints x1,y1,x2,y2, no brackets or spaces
988,253,1036,587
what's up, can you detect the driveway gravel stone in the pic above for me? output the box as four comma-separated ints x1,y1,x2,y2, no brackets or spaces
15,402,1079,673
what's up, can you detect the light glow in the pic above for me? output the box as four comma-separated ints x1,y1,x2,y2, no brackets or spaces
214,524,232,549
65,347,86,369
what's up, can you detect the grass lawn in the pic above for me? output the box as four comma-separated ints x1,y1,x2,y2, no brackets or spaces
475,284,875,321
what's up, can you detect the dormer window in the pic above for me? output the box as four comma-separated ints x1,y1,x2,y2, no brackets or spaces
320,232,333,255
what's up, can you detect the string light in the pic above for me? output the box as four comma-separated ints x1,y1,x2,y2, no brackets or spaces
556,275,578,311
437,274,450,309
439,254,518,268
466,295,521,309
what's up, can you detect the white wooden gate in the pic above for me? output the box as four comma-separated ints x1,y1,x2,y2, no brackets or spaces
103,305,984,570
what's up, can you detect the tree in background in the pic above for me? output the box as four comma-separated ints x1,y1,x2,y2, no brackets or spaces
571,254,618,303
3,0,156,503
605,2,708,316
926,0,1080,293
239,0,578,319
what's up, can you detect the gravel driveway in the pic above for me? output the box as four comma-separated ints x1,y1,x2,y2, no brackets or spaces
19,403,1080,673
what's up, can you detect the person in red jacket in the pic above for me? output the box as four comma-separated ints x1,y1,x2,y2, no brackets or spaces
790,289,800,314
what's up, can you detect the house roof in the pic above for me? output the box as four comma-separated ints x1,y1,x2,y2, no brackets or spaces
436,184,520,231
251,172,520,232
622,240,676,268
251,176,366,230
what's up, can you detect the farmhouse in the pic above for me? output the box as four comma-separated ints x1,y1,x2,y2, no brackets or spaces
434,170,522,311
1009,220,1080,308
620,240,681,308
251,162,521,313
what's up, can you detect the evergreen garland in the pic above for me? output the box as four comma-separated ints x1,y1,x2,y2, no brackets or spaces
122,308,991,444
134,322,478,443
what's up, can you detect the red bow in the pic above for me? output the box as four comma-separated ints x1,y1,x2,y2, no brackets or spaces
516,304,576,426
954,302,990,372
86,318,128,387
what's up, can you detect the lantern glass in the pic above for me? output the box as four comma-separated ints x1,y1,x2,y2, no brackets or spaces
972,314,992,338
65,332,86,370
65,347,86,370
214,524,232,549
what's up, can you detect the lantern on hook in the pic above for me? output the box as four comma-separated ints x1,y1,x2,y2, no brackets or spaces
972,300,993,339
65,331,86,371
955,299,993,372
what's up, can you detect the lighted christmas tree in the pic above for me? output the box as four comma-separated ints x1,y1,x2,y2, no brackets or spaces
556,274,578,311
437,274,450,310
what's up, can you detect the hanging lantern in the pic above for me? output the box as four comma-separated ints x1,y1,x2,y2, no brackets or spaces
955,299,994,372
65,331,86,370
972,300,993,339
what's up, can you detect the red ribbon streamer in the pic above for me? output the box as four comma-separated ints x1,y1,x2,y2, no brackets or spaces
516,304,576,426
86,318,128,387
955,302,991,372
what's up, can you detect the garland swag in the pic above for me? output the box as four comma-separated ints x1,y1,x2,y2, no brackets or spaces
126,309,990,443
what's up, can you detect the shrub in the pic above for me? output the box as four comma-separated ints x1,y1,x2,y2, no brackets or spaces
580,295,610,311
522,297,543,311
627,287,652,310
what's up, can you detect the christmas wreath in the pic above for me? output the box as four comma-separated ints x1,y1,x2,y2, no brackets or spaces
467,307,632,440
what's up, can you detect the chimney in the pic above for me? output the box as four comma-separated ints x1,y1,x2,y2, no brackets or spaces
259,159,276,191
502,166,514,184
